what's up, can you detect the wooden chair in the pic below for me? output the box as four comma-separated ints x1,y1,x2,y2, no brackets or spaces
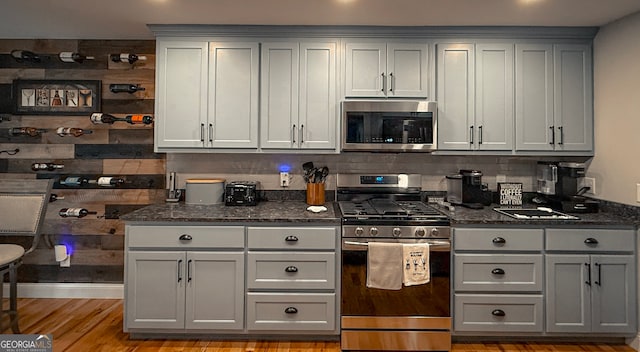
0,179,52,333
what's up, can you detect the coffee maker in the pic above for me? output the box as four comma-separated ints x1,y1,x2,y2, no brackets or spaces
446,170,492,209
535,162,598,213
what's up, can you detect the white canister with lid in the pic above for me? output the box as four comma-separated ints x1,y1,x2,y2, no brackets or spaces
185,179,225,205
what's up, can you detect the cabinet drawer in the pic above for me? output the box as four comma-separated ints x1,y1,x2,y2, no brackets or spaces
454,254,543,292
546,228,635,252
247,227,336,250
127,225,245,248
246,292,335,331
454,294,543,332
454,228,544,251
247,252,336,290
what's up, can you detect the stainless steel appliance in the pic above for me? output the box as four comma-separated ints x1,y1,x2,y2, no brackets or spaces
224,181,259,206
446,170,491,208
341,100,437,152
337,174,451,351
535,162,598,213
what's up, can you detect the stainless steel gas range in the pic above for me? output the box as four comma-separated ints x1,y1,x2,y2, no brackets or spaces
337,174,451,351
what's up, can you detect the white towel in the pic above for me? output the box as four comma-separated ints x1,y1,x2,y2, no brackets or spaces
366,242,403,290
402,243,430,286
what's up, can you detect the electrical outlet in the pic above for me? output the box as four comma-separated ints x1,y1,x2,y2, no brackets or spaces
582,177,596,195
280,172,290,187
496,174,507,183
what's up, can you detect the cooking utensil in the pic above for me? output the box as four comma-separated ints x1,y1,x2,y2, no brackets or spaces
319,166,329,183
302,162,315,183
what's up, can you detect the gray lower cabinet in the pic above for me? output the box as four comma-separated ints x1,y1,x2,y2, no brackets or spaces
246,226,338,334
453,228,544,333
545,228,636,333
125,225,245,332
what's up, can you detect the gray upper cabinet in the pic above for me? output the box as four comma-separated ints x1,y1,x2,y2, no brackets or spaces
260,41,337,150
155,39,259,150
345,42,429,98
515,44,593,152
437,43,513,151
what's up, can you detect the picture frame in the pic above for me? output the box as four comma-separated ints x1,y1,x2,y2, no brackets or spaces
12,79,101,115
498,182,523,206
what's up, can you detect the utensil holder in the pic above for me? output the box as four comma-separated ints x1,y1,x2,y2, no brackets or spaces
306,183,325,205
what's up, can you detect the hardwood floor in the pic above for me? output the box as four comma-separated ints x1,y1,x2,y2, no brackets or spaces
3,298,635,352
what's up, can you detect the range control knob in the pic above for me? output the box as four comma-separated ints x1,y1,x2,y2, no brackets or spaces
354,227,364,237
430,228,440,237
370,227,379,236
392,227,402,237
415,227,426,237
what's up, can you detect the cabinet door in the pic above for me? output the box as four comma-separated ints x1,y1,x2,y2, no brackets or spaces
591,255,636,333
345,43,386,97
515,44,554,151
545,254,591,333
208,42,259,148
553,44,593,152
185,251,244,330
436,43,475,150
260,42,299,149
387,43,429,98
475,44,513,151
126,251,186,329
155,41,208,148
299,41,337,149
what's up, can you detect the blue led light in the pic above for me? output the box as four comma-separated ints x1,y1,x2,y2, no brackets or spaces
278,164,291,173
376,176,383,183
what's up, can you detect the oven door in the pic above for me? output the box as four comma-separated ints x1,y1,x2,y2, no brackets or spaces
341,237,450,318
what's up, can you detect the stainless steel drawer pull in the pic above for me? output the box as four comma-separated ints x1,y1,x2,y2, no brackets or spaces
584,238,598,245
285,235,299,242
284,307,298,314
491,268,505,275
284,266,298,273
179,234,192,241
491,309,505,317
492,237,506,245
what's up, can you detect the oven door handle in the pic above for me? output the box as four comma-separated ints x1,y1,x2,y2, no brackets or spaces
343,240,451,251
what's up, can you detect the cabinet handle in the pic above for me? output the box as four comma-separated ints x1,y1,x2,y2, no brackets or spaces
389,72,394,92
209,123,213,143
491,268,505,275
177,259,183,283
285,235,299,242
187,259,193,282
492,237,506,245
585,263,591,286
200,123,205,143
469,126,474,144
285,266,298,273
595,262,601,286
584,238,599,245
558,126,564,145
381,73,386,92
179,234,193,241
491,309,505,317
478,125,483,145
300,124,304,144
284,307,298,314
549,125,555,144
292,124,296,144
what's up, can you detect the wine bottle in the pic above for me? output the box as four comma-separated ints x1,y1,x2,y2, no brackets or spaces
109,84,145,94
90,113,153,125
124,114,153,125
10,49,41,63
8,127,47,137
49,193,64,202
58,208,97,218
31,162,64,171
97,176,125,187
59,51,95,63
59,176,89,187
90,113,117,124
56,127,93,137
110,53,147,64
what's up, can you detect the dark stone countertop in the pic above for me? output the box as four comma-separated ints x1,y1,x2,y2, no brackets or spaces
120,201,341,224
436,203,639,227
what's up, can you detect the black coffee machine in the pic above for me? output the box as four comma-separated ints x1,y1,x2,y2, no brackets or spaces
535,162,598,213
447,170,492,209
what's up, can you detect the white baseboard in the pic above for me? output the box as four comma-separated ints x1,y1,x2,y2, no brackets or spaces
3,283,123,299
627,334,640,351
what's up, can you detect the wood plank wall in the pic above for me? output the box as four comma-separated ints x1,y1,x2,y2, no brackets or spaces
0,39,165,283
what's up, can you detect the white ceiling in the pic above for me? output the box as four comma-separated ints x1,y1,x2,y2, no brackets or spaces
1,0,640,39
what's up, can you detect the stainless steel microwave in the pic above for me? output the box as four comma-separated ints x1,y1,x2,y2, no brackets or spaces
341,100,437,152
